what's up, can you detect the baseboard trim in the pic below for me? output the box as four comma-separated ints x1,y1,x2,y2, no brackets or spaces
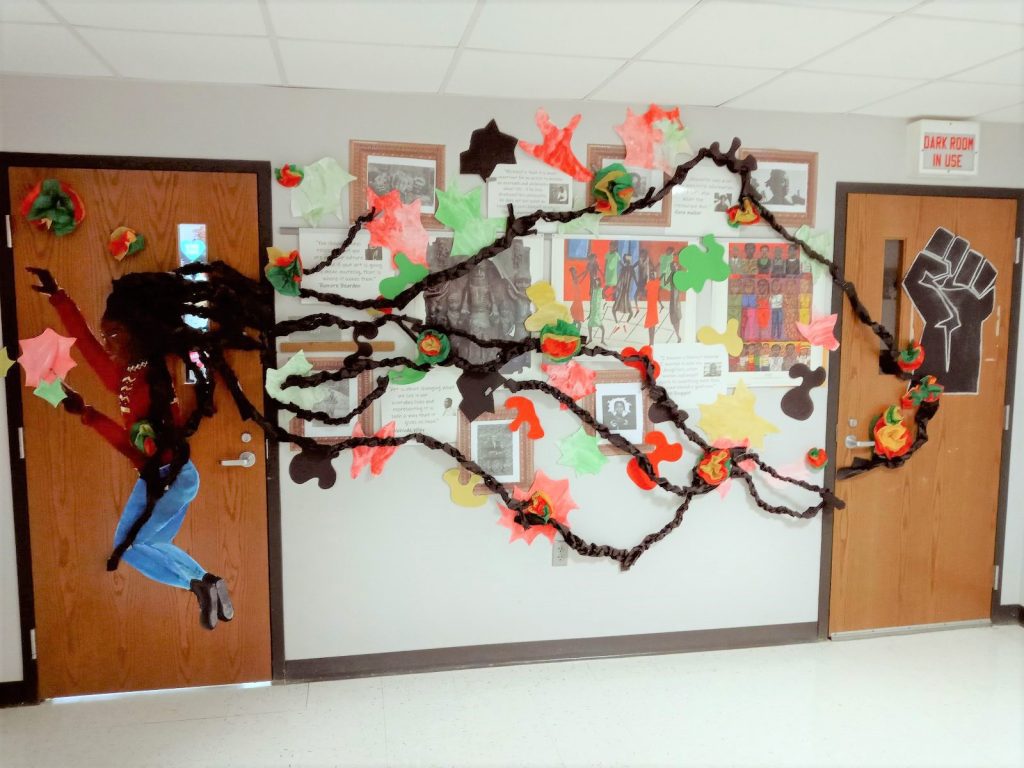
0,679,33,708
992,604,1023,626
284,621,818,682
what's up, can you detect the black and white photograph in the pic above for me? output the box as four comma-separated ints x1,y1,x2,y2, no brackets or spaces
364,245,383,261
471,420,519,483
739,149,817,227
289,362,371,443
421,235,541,374
703,361,723,378
548,182,570,205
366,156,437,212
592,379,646,446
350,140,446,228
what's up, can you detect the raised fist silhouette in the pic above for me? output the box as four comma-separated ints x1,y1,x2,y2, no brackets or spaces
902,227,996,393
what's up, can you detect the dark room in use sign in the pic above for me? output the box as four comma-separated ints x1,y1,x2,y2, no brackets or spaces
909,119,979,176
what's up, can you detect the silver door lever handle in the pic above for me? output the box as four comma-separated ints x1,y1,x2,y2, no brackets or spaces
844,436,874,449
220,451,256,468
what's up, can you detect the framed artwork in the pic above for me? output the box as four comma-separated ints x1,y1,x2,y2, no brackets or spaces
586,144,670,227
288,360,374,446
349,140,445,228
583,370,653,455
457,408,535,494
415,234,543,375
550,235,706,349
739,149,817,227
724,240,822,386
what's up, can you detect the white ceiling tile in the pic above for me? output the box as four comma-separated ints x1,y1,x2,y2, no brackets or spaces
643,0,888,68
0,23,110,76
467,0,698,58
78,28,279,84
759,0,920,11
266,0,475,46
854,81,1023,118
807,16,1024,78
975,102,1024,123
949,51,1024,85
447,49,625,100
591,60,783,107
912,0,1024,25
48,0,266,35
0,0,57,23
279,39,453,93
726,71,925,113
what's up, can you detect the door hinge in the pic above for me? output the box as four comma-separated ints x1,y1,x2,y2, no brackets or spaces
1016,236,1021,265
4,215,11,249
994,564,1001,590
29,628,36,660
1005,405,1011,431
17,427,24,459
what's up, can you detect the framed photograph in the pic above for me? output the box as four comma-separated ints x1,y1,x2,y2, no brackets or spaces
349,140,445,228
724,240,822,386
551,235,711,349
583,371,653,455
739,149,817,227
586,144,670,228
288,359,374,446
417,234,543,375
457,408,535,493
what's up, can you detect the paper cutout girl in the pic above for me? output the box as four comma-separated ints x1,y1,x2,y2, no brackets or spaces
27,267,233,631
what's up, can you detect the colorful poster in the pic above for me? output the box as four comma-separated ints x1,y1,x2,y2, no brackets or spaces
550,236,702,349
725,240,819,386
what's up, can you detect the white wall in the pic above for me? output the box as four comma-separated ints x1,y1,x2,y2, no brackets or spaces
1001,276,1024,606
1,76,1022,675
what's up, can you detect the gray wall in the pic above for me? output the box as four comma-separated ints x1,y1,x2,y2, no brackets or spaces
1,75,1021,681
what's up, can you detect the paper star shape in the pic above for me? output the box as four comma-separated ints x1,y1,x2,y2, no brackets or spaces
460,119,518,180
18,327,76,387
0,349,15,378
350,421,398,478
435,186,504,258
796,314,840,352
33,377,67,407
615,107,663,169
698,379,779,450
652,117,691,173
289,157,354,227
365,189,429,266
557,427,607,476
542,361,595,408
518,109,593,182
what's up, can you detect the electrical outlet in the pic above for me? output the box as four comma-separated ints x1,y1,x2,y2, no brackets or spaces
551,538,569,567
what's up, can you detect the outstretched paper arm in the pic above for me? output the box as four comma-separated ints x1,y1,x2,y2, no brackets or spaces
62,385,141,467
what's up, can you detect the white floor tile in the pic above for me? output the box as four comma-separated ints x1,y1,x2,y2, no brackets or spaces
0,625,1021,767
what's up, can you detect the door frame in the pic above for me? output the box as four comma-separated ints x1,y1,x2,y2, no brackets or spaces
0,153,281,705
818,182,1024,639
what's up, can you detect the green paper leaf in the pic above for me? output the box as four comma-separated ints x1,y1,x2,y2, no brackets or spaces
379,252,428,300
33,377,67,407
673,234,729,293
557,427,607,476
388,367,427,385
265,350,331,410
435,185,505,258
557,213,602,235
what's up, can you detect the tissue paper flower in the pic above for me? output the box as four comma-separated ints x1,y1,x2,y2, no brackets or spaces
497,470,577,545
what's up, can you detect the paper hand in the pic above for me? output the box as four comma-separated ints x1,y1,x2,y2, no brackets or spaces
902,227,996,392
26,267,59,296
60,384,85,414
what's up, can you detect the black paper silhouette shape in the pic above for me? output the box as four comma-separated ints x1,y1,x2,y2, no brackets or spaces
345,321,379,367
456,369,506,421
289,449,337,490
460,119,518,180
780,364,826,421
903,227,996,394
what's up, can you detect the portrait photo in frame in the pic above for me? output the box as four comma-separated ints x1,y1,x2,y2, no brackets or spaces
586,144,670,227
288,360,374,446
739,148,817,227
457,408,535,495
583,370,653,455
349,140,446,229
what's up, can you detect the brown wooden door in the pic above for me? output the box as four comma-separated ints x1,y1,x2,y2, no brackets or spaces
7,165,271,697
830,192,1018,634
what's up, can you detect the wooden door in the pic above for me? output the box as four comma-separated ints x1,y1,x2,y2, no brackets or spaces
830,192,1018,634
7,165,271,697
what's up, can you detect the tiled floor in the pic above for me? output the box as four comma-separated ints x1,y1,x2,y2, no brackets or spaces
1,625,1022,767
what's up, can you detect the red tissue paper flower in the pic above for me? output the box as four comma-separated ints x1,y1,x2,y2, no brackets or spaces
498,470,578,545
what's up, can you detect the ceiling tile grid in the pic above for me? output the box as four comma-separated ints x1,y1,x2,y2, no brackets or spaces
0,0,1020,122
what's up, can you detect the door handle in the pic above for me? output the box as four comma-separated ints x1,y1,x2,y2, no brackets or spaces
844,435,874,449
220,451,256,468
